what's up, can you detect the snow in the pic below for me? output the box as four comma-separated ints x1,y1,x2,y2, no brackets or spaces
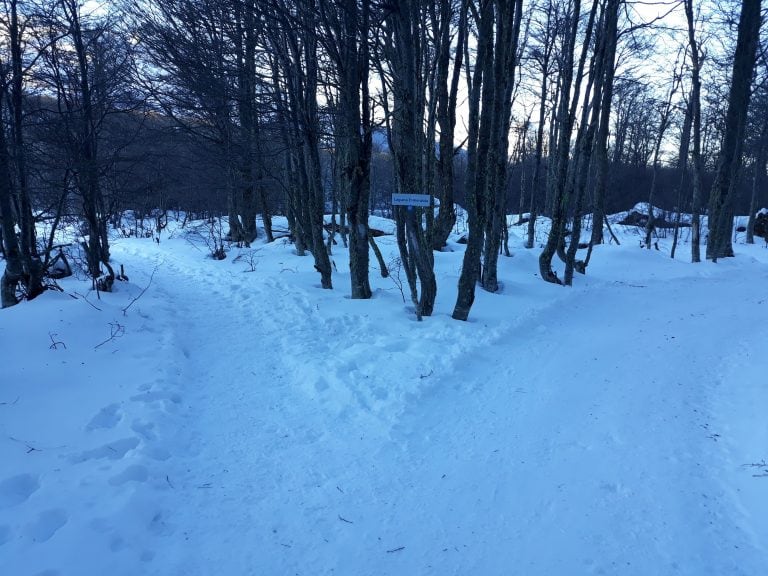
1,215,767,575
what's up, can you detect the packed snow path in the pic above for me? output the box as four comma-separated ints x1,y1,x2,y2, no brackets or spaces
2,227,767,575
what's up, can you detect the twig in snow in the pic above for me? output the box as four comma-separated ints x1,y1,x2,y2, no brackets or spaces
166,475,175,489
0,396,20,406
419,369,434,379
742,460,768,477
338,515,354,524
49,333,66,350
9,435,65,452
386,547,405,554
336,486,344,493
122,264,160,316
94,321,125,350
73,290,102,311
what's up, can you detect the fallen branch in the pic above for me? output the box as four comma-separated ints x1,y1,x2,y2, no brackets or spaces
122,264,160,316
49,333,66,350
338,515,354,524
73,290,102,311
94,321,125,350
386,547,405,554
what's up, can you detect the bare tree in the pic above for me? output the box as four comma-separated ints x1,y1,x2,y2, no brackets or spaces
432,0,468,250
453,0,524,319
538,0,599,284
685,0,705,262
265,0,333,288
746,87,768,243
38,0,131,288
525,0,558,250
706,0,761,261
644,57,682,249
381,0,437,319
0,0,48,305
0,83,24,306
319,0,374,298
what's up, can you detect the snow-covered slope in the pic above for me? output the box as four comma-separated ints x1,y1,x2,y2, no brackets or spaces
1,216,767,575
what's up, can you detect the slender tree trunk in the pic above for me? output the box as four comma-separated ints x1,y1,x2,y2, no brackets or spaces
9,0,43,299
432,0,467,250
539,0,594,284
335,0,373,299
706,0,761,261
685,0,704,263
526,0,554,251
453,0,494,320
0,95,23,307
746,113,768,243
66,0,112,287
387,0,436,318
671,97,693,259
481,0,524,293
588,0,619,249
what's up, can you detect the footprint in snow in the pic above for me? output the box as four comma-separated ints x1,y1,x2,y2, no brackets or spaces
131,420,157,441
26,509,68,543
85,403,122,431
109,465,148,486
140,549,156,562
0,473,40,508
130,390,182,407
68,437,140,464
0,524,12,546
143,446,171,462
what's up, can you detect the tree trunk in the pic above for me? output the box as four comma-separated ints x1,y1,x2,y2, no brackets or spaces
671,97,693,259
9,0,43,299
432,0,467,250
746,113,768,243
526,0,555,250
481,0,525,293
0,96,23,307
539,0,596,284
706,0,760,261
453,0,494,320
386,0,436,318
335,0,373,299
66,0,113,287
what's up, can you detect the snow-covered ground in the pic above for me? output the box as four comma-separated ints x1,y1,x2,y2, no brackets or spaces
1,215,767,575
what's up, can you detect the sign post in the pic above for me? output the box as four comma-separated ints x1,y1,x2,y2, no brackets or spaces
391,193,431,208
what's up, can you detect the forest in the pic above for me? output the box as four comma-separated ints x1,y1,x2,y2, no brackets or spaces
2,2,768,574
0,0,765,319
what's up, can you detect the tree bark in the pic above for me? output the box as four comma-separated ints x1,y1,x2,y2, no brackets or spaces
0,94,23,307
386,0,436,318
453,0,494,320
706,0,760,261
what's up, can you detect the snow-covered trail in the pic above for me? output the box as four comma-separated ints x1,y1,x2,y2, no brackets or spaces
108,237,767,576
382,271,768,575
